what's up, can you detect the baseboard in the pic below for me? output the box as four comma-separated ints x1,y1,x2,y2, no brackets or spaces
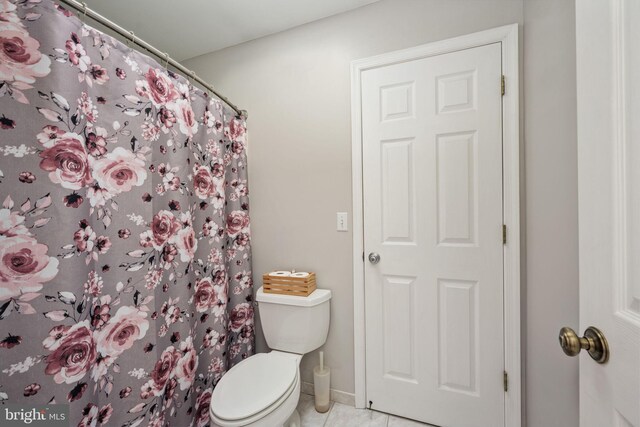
301,381,356,407
301,381,314,397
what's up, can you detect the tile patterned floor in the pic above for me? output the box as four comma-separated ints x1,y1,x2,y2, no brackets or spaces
297,394,431,427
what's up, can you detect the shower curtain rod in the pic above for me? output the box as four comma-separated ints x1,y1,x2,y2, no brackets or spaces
55,0,246,118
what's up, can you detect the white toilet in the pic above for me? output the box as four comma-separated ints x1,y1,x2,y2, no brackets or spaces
210,286,331,427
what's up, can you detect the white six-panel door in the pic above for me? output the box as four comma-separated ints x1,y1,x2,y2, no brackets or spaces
576,1,640,426
362,43,504,427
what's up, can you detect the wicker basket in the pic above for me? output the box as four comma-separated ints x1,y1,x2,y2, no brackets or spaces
262,272,317,297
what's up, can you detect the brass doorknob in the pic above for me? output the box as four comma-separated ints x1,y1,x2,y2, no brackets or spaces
558,326,609,364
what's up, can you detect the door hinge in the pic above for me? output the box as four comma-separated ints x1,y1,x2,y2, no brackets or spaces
502,224,507,245
504,371,508,392
501,75,506,96
363,252,365,262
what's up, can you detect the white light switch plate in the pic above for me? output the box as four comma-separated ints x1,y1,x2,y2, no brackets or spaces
337,212,348,232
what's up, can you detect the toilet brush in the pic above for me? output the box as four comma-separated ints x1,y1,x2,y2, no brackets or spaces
313,351,331,413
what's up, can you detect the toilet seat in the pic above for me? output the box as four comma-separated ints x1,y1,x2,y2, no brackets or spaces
211,352,299,425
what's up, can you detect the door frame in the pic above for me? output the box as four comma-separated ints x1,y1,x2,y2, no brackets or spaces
350,24,521,426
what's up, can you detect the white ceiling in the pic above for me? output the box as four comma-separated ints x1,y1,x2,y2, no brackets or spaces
84,0,380,61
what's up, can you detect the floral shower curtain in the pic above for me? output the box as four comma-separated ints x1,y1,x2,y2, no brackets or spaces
0,0,254,425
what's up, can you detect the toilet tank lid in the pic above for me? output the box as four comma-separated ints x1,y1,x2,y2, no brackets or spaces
256,287,331,307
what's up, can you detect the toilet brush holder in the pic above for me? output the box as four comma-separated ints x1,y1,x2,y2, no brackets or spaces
313,352,331,413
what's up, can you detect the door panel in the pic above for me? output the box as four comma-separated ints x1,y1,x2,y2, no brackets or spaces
362,43,503,427
381,138,416,243
576,1,640,426
382,275,417,382
436,131,478,246
438,278,479,395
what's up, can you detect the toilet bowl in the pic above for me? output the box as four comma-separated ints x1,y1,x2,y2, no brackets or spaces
210,351,302,427
210,287,331,427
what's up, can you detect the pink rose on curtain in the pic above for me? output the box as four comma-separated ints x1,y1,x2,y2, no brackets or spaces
228,118,245,142
176,337,198,390
229,302,254,332
0,24,51,84
194,277,215,312
145,346,180,396
226,210,250,237
39,133,93,190
147,210,181,250
93,147,147,195
192,165,216,200
95,306,149,358
43,321,96,384
175,99,198,137
194,389,212,427
0,235,59,301
142,68,179,106
175,226,197,262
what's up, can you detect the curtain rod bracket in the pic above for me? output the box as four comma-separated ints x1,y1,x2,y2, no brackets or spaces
163,52,170,69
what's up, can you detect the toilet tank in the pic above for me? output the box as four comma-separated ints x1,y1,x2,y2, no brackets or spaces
256,287,331,354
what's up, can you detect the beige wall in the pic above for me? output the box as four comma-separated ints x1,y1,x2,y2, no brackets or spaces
523,1,579,426
186,0,578,425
